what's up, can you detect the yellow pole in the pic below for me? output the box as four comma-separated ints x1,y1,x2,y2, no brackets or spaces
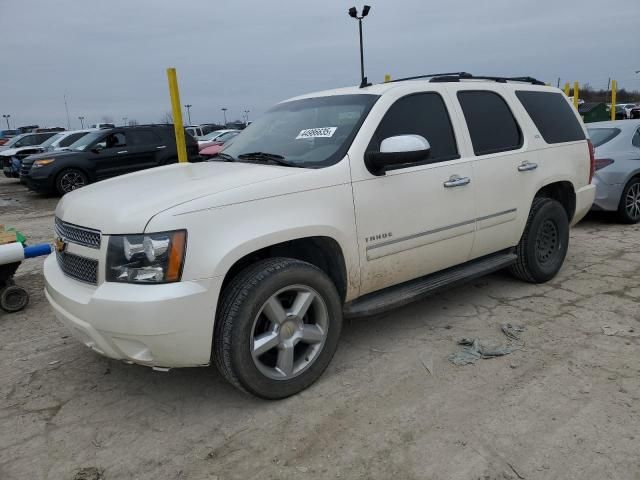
573,81,579,110
166,67,188,163
610,79,617,121
384,74,391,83
564,82,570,96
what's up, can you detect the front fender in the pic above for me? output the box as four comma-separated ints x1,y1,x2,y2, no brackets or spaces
145,183,361,301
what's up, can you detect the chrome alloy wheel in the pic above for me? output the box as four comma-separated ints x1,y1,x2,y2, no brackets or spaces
60,171,86,192
250,285,329,380
625,182,640,221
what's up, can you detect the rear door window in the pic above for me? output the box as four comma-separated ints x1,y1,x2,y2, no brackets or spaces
457,91,523,156
368,92,459,163
129,130,161,146
516,91,586,144
633,129,640,148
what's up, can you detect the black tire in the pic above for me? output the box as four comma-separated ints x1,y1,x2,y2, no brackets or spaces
509,197,569,283
616,177,640,224
55,168,88,196
213,258,343,399
1,285,29,313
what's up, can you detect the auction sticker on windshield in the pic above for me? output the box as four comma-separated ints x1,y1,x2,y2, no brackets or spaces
296,127,337,139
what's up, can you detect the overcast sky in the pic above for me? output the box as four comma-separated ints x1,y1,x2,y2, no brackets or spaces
1,0,638,129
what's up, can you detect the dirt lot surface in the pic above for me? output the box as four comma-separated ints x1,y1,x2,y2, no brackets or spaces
1,176,639,480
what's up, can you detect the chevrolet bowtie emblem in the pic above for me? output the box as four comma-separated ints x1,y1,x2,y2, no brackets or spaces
54,237,67,253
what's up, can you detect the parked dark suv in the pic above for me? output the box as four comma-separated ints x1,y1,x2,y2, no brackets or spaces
21,125,199,195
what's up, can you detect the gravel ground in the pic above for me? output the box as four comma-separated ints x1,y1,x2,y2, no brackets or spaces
1,176,639,480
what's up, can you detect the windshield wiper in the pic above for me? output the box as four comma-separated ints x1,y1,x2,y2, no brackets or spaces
209,152,235,162
237,152,300,168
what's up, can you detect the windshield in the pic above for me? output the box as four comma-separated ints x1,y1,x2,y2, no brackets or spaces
223,94,379,168
217,131,239,143
201,130,225,141
39,133,64,149
69,131,104,151
3,134,27,147
588,128,621,147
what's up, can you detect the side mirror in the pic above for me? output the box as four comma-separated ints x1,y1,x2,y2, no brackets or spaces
90,145,103,154
365,135,431,176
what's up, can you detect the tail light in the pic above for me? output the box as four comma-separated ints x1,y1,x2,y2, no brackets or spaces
588,139,596,183
594,158,614,171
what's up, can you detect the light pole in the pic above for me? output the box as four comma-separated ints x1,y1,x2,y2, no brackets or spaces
123,117,128,126
63,94,71,130
78,116,85,128
348,5,371,88
244,110,250,124
2,114,10,129
184,104,192,125
221,108,228,126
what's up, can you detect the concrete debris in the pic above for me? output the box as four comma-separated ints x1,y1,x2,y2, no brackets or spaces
448,324,525,366
73,467,105,480
501,323,525,342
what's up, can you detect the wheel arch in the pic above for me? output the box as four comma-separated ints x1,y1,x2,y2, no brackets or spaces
218,234,351,304
534,180,576,222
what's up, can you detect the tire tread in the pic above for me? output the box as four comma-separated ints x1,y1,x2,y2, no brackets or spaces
213,257,332,397
509,197,555,283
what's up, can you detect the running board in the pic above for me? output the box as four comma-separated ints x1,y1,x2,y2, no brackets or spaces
343,251,517,318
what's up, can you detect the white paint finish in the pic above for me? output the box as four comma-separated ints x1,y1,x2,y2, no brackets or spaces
45,79,594,368
351,157,475,294
55,161,304,233
44,254,220,367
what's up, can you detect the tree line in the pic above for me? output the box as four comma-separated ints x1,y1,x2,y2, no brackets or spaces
568,85,640,103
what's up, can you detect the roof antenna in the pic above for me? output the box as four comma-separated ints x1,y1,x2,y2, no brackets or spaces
348,5,371,88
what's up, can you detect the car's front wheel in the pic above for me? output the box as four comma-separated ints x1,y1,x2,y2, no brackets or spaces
55,168,88,195
617,177,640,224
214,258,343,399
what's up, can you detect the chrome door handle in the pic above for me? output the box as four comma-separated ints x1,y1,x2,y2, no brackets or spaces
443,175,471,188
518,161,538,172
117,150,128,154
156,145,166,149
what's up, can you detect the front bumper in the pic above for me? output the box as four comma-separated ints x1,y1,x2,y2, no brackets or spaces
22,172,52,192
572,183,596,225
44,254,222,367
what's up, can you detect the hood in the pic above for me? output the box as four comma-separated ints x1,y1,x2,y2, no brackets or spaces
22,149,78,163
56,161,305,234
0,146,44,157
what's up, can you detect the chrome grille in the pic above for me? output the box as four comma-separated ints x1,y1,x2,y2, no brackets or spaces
55,218,101,249
56,251,98,285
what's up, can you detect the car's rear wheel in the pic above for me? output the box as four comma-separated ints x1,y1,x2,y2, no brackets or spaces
617,177,640,224
56,168,88,195
509,197,569,283
213,258,342,399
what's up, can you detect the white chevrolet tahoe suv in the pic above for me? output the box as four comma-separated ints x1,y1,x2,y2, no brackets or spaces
45,73,596,398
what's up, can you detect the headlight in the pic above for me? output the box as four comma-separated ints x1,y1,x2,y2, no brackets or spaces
33,158,55,168
106,230,187,283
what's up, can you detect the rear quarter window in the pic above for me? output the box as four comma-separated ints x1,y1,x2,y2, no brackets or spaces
515,91,586,144
586,128,620,148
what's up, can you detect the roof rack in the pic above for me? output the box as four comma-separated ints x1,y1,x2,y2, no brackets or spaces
384,72,546,86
